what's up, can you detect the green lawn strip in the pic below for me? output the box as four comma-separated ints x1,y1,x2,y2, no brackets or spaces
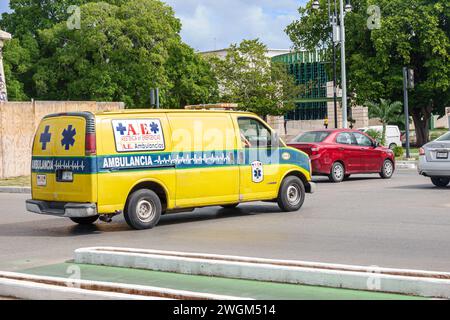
0,176,30,187
21,262,424,300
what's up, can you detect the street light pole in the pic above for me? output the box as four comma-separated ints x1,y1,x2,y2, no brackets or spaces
313,0,350,128
331,0,338,128
339,0,348,128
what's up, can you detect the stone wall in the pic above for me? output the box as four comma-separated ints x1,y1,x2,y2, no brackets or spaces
0,101,124,179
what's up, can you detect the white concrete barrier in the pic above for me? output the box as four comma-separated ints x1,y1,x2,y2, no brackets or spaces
75,247,450,299
0,271,249,300
0,277,152,300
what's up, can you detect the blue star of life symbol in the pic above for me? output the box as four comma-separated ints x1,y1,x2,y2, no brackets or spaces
150,122,159,134
116,123,127,135
39,126,51,150
254,168,262,179
61,125,76,150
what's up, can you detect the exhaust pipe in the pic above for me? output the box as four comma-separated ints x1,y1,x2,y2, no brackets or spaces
99,211,122,223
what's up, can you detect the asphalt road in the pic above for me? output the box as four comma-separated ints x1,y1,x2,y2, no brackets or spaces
1,169,450,273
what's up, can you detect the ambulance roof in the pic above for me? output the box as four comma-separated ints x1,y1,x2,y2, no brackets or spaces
94,109,256,116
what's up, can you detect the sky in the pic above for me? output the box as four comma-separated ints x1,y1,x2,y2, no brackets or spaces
0,0,306,51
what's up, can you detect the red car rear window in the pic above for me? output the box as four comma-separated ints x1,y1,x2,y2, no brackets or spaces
295,131,331,143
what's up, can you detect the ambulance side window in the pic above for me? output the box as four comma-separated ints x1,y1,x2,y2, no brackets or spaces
238,117,272,149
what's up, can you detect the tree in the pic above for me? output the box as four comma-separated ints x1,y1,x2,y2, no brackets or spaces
164,42,219,108
209,39,301,118
1,0,104,100
286,0,450,145
365,99,403,146
0,0,218,107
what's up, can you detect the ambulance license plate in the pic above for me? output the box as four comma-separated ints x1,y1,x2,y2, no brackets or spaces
61,171,73,182
37,175,47,187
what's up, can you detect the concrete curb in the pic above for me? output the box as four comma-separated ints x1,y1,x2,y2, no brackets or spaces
75,247,450,299
0,271,250,300
0,277,154,300
0,186,31,194
396,161,418,170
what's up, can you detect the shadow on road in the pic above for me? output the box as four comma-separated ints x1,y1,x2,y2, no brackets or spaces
389,184,450,190
0,205,283,237
313,176,381,184
158,205,281,227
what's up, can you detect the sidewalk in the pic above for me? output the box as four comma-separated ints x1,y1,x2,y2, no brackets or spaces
396,160,418,170
0,186,30,194
0,176,31,194
21,262,423,300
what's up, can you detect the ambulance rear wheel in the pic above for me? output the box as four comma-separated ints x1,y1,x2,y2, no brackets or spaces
70,216,99,225
277,176,305,212
125,189,162,230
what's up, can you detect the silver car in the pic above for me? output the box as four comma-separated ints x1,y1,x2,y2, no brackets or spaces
418,132,450,187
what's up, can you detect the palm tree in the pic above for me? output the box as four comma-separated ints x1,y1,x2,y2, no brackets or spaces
365,99,403,146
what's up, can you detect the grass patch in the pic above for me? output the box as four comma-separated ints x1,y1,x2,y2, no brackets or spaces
0,176,30,187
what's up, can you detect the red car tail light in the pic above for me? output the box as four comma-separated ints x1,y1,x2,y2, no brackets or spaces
419,148,425,156
311,146,320,155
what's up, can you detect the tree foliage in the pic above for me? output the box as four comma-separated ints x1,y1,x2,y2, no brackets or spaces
0,0,218,108
209,39,301,118
365,99,403,145
286,0,450,145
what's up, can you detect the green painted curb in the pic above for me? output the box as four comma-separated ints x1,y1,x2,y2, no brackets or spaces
21,263,424,300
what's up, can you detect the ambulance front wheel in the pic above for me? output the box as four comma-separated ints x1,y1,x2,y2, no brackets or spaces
277,176,306,212
125,189,162,230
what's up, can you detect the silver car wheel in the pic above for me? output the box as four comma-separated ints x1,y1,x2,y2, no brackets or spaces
384,161,393,177
334,164,344,180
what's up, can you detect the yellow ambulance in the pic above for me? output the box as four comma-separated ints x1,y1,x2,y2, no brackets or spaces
26,109,316,230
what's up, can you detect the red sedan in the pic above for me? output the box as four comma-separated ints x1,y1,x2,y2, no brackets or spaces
288,129,396,183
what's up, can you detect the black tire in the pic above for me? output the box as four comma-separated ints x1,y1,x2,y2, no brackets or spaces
380,159,394,179
389,143,397,150
329,162,345,183
277,176,306,212
431,177,450,188
70,216,99,225
221,204,239,209
124,189,162,230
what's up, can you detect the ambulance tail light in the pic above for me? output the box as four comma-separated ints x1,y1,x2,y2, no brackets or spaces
85,118,97,155
85,133,96,155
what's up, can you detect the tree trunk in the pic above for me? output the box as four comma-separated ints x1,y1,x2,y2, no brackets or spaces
411,107,432,147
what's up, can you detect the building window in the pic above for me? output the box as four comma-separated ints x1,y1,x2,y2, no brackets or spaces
285,102,328,121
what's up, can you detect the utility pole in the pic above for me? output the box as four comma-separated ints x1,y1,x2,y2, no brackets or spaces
150,88,160,109
339,0,348,128
313,0,340,128
332,0,338,128
403,67,413,159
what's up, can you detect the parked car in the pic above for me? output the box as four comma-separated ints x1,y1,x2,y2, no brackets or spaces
418,131,450,187
288,129,396,183
359,125,402,149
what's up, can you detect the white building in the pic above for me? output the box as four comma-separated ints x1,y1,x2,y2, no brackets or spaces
199,48,291,60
